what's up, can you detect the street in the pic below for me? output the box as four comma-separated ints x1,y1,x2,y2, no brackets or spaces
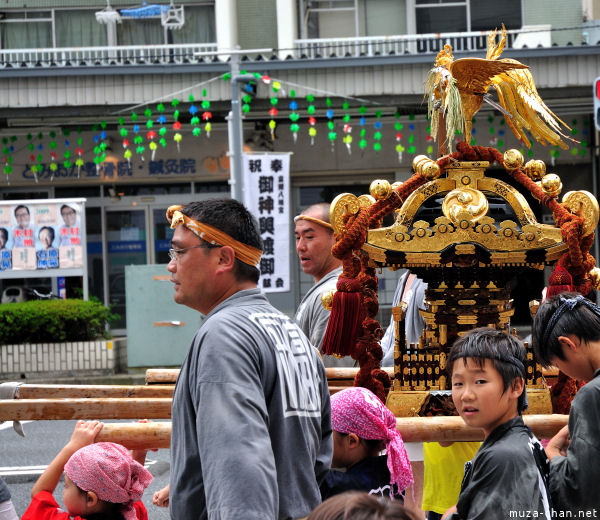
1,420,171,519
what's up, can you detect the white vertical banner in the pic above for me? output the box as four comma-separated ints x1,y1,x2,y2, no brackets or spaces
242,153,290,293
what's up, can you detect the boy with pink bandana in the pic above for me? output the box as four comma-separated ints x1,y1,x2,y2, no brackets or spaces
321,386,413,500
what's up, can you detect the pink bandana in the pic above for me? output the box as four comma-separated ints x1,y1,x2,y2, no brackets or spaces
64,442,153,520
331,387,413,494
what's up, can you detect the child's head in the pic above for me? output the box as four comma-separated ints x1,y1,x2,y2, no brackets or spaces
64,442,153,520
448,327,527,437
308,491,419,520
532,292,600,381
330,387,413,494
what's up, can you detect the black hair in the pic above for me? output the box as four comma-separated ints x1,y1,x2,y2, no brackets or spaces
83,507,125,520
14,204,29,217
448,327,527,413
337,432,385,455
38,226,55,243
308,491,418,520
72,484,125,520
531,292,600,368
61,204,75,215
0,227,7,242
181,198,263,283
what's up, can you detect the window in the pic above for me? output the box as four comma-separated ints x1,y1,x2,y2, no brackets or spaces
0,3,215,49
0,11,53,49
416,1,466,33
416,0,521,34
300,0,358,39
56,10,107,47
117,4,215,46
470,0,521,32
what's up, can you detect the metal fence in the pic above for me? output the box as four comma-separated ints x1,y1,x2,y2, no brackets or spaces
0,42,218,68
0,26,554,68
294,30,522,59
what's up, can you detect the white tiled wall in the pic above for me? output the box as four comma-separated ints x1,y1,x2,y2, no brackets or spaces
0,340,121,379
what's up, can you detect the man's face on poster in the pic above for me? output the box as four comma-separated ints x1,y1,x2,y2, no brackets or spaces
39,228,53,249
15,207,30,229
61,206,77,227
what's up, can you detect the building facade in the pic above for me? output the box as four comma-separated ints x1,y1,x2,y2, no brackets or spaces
0,0,598,335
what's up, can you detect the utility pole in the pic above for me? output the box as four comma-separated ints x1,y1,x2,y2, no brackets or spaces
225,48,272,202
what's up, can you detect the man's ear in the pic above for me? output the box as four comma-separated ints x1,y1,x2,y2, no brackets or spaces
216,246,236,272
557,335,579,353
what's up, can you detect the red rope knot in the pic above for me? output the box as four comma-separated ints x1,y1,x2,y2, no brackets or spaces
336,276,361,293
331,206,369,260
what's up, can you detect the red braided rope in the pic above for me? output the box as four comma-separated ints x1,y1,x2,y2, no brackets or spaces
450,141,596,295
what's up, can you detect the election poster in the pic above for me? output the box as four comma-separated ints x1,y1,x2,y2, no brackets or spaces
0,200,84,271
242,153,291,293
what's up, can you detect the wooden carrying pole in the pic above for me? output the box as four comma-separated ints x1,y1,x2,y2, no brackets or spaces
96,414,569,450
146,369,180,384
0,398,172,421
144,367,396,385
12,384,174,399
98,422,172,450
145,367,556,384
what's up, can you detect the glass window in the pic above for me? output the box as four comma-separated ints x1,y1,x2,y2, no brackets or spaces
101,183,192,197
86,206,104,302
194,181,229,193
55,9,108,47
171,5,215,44
55,186,101,199
3,11,51,19
470,0,521,31
0,12,52,49
416,0,521,33
117,18,164,45
416,5,467,33
153,207,173,264
1,190,50,200
416,0,460,4
105,208,147,329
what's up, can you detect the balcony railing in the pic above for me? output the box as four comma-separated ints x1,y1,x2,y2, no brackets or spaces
0,25,554,69
294,26,552,59
0,42,218,68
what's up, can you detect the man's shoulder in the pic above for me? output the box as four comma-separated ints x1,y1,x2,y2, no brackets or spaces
206,291,299,333
306,267,342,297
322,266,342,283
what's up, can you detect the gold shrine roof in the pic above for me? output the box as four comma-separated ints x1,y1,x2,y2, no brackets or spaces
332,160,598,270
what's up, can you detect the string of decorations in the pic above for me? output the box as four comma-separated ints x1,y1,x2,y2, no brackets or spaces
0,73,590,181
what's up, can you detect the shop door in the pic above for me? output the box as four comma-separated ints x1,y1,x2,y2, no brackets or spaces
105,208,148,330
152,206,173,264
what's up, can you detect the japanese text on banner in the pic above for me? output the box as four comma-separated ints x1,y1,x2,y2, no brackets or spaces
242,154,290,293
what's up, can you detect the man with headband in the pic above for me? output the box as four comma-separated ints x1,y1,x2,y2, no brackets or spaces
165,198,332,520
294,202,353,367
444,327,552,520
531,292,600,514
